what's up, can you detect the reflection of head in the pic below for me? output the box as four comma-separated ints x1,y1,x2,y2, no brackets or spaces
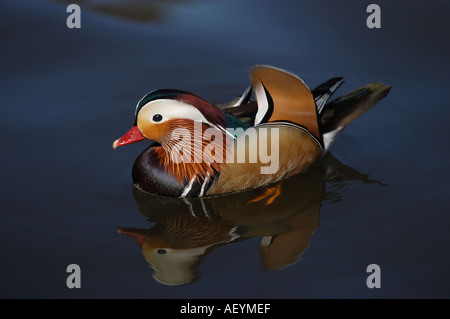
142,244,213,285
118,212,234,286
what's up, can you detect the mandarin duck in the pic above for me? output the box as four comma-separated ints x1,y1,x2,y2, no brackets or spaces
113,65,391,197
117,149,385,285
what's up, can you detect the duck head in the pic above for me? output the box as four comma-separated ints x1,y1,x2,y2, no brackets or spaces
113,89,240,185
113,89,231,147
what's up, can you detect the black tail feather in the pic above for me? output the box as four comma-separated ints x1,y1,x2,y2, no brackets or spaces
312,77,345,114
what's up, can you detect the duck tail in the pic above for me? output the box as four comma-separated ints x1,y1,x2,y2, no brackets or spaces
320,82,392,151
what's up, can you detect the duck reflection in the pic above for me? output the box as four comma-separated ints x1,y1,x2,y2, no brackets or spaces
117,153,383,286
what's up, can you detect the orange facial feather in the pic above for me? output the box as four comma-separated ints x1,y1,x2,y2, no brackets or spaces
155,119,231,185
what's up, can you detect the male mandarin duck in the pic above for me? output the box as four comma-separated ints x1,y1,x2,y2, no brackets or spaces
113,65,391,197
117,150,384,285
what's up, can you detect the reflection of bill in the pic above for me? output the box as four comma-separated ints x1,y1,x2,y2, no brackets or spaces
117,154,384,286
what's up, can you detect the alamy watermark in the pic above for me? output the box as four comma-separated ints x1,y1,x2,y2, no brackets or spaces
66,4,381,30
66,264,81,288
366,264,381,288
366,4,381,29
168,121,280,174
66,4,81,29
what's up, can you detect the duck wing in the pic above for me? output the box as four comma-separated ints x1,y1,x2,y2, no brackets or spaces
249,65,322,144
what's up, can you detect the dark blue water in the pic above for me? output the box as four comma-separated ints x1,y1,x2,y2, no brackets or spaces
1,0,449,298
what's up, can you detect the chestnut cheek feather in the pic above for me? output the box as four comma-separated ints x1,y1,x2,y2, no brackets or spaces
155,119,230,185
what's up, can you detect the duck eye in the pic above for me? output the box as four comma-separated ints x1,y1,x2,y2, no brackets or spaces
152,114,163,122
157,249,167,255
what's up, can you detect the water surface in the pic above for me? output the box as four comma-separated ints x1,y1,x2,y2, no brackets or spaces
1,0,449,298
